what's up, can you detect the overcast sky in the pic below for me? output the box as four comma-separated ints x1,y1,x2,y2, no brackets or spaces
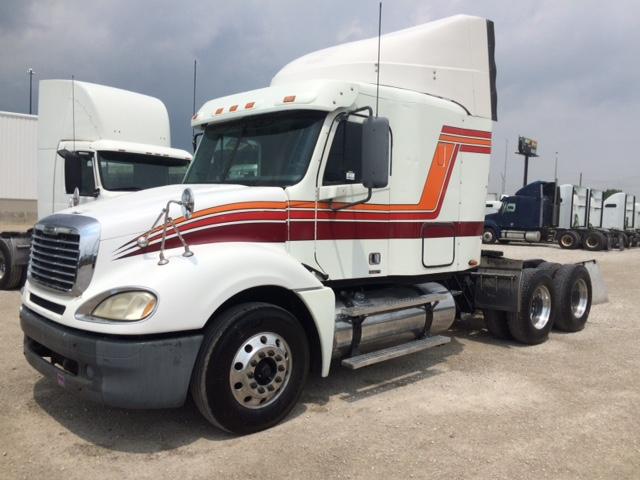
1,0,638,196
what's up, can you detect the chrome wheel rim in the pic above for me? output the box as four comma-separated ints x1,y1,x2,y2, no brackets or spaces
483,230,494,243
570,278,589,318
530,284,552,330
229,332,291,409
585,237,598,248
560,235,573,247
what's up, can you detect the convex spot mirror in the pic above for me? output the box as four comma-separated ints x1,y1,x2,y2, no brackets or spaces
361,116,390,189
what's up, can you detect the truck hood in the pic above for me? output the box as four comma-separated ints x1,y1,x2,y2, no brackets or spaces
61,184,288,241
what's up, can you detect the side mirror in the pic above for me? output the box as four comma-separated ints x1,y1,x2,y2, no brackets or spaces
60,149,96,196
61,150,83,195
361,116,389,189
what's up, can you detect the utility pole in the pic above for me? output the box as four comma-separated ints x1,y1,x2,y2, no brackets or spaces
579,172,583,187
501,138,508,197
28,68,35,114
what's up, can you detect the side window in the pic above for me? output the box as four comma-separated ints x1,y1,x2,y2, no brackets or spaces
505,202,516,213
323,120,363,185
64,151,95,196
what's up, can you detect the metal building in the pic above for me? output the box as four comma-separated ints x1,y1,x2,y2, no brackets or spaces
0,111,38,222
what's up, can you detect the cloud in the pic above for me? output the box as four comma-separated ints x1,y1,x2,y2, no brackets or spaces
1,0,638,196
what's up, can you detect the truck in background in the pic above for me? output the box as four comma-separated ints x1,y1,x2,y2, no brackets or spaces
483,181,615,251
602,192,638,247
0,80,192,289
19,16,606,434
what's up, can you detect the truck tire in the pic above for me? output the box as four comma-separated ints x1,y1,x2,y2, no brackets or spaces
482,227,497,244
0,241,24,290
583,231,606,251
558,231,581,250
483,310,511,340
552,265,592,332
507,269,555,345
190,302,309,434
537,261,562,276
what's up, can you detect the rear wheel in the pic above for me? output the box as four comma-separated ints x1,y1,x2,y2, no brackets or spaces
190,302,309,434
583,231,606,251
558,231,581,250
552,265,592,332
508,269,555,345
482,227,497,244
483,310,512,339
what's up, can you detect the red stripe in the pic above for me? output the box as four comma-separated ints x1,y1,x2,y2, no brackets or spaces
289,220,484,241
118,222,287,259
441,126,492,139
460,144,491,154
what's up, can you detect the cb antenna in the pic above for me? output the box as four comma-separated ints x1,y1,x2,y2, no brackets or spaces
375,1,382,117
192,59,197,151
71,75,76,152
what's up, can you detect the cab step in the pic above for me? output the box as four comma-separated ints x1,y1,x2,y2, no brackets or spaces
340,335,451,370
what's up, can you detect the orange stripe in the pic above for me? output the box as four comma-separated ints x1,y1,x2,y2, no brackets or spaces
438,134,492,146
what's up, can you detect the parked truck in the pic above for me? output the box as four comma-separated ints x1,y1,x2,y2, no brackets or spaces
0,80,192,289
483,181,614,250
19,16,606,434
602,192,638,247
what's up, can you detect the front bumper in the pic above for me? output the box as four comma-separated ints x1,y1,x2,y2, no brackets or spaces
21,306,203,409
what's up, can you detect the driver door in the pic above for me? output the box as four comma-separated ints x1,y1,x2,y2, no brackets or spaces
314,118,390,280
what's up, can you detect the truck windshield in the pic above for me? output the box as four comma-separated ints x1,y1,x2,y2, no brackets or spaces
184,110,326,187
97,151,190,191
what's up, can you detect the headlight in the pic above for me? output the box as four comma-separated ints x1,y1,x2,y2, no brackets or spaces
92,291,157,321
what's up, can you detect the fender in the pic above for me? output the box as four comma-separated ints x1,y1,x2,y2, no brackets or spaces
22,241,337,375
484,216,501,237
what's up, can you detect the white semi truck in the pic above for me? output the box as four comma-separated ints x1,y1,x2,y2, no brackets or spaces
602,192,638,247
19,16,606,434
0,80,192,289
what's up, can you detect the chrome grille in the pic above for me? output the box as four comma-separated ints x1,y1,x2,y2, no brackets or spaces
28,214,101,296
29,228,80,292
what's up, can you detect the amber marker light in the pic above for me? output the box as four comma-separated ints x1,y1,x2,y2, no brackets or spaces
283,95,296,103
245,102,255,109
229,104,239,112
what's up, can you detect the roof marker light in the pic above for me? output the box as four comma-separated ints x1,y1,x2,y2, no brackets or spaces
245,102,255,109
283,95,296,103
229,104,239,112
192,114,198,120
215,107,224,115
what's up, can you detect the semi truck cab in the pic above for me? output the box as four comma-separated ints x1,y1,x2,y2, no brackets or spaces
19,16,606,434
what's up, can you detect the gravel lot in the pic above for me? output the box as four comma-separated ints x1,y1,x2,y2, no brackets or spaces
1,241,639,479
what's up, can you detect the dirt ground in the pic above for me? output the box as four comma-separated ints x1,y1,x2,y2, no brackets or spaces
1,240,639,479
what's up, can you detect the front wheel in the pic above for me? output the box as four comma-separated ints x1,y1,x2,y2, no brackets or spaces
190,302,309,434
482,227,497,244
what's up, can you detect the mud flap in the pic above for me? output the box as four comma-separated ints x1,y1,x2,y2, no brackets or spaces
580,260,608,305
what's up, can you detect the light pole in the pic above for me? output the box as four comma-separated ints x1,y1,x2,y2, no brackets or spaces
28,68,35,114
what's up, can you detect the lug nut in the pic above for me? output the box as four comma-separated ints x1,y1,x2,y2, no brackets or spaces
275,376,282,383
258,387,265,394
247,372,254,379
250,382,257,389
268,350,274,356
259,352,266,359
267,385,274,392
278,365,285,372
275,355,282,361
250,360,257,367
